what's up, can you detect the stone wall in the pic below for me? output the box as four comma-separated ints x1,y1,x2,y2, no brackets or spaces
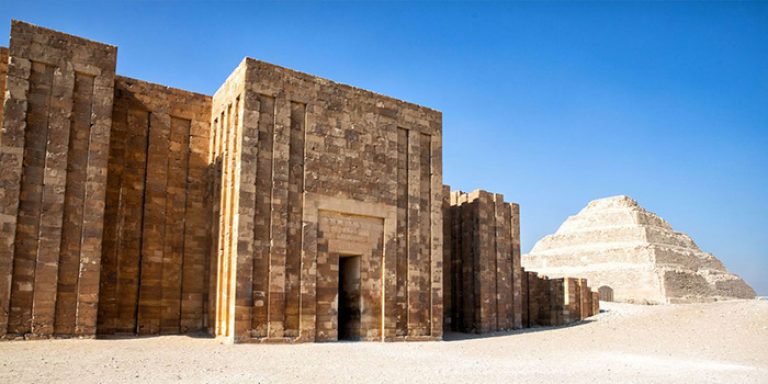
521,270,599,327
0,21,444,343
0,21,116,338
0,20,600,343
211,59,443,343
442,189,522,333
441,186,599,333
96,77,212,336
527,272,568,327
0,47,7,127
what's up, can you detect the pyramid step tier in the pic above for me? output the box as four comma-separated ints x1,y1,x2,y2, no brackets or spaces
524,195,756,303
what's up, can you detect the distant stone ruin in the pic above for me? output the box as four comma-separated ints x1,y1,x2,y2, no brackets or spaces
523,195,756,304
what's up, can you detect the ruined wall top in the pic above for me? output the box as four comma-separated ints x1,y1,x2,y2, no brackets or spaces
9,20,116,76
243,58,441,118
7,21,440,124
448,188,519,209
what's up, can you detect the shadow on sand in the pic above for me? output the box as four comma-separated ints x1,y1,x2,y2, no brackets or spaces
93,309,610,342
443,317,600,342
94,332,214,341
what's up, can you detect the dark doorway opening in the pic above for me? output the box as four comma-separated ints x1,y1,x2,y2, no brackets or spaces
338,255,361,340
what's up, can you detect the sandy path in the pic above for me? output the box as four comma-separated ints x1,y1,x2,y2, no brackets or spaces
1,300,766,383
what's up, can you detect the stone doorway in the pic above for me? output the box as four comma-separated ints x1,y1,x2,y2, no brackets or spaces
338,255,362,340
598,286,614,302
310,196,396,342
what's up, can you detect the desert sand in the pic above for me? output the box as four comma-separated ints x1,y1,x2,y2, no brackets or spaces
1,300,766,384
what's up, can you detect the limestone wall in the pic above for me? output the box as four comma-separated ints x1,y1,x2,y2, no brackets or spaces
0,21,116,338
522,271,557,327
96,77,212,336
208,60,246,339
521,271,598,327
442,188,598,333
0,21,444,343
0,47,7,127
442,189,522,333
0,19,607,344
212,59,443,343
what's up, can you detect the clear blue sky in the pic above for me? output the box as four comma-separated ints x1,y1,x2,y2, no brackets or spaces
2,1,766,295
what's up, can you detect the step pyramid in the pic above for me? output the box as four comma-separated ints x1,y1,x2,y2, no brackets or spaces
522,196,755,304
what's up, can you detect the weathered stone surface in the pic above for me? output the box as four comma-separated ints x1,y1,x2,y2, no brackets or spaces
520,270,599,327
523,195,756,304
96,77,212,336
210,59,443,343
442,189,522,333
0,47,7,128
0,20,116,338
0,20,599,343
442,188,596,333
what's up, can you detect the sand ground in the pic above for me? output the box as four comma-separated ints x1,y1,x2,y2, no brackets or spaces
1,300,766,383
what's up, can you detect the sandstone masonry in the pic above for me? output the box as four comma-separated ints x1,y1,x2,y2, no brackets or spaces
442,190,598,333
209,58,443,342
0,20,598,342
0,21,116,338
